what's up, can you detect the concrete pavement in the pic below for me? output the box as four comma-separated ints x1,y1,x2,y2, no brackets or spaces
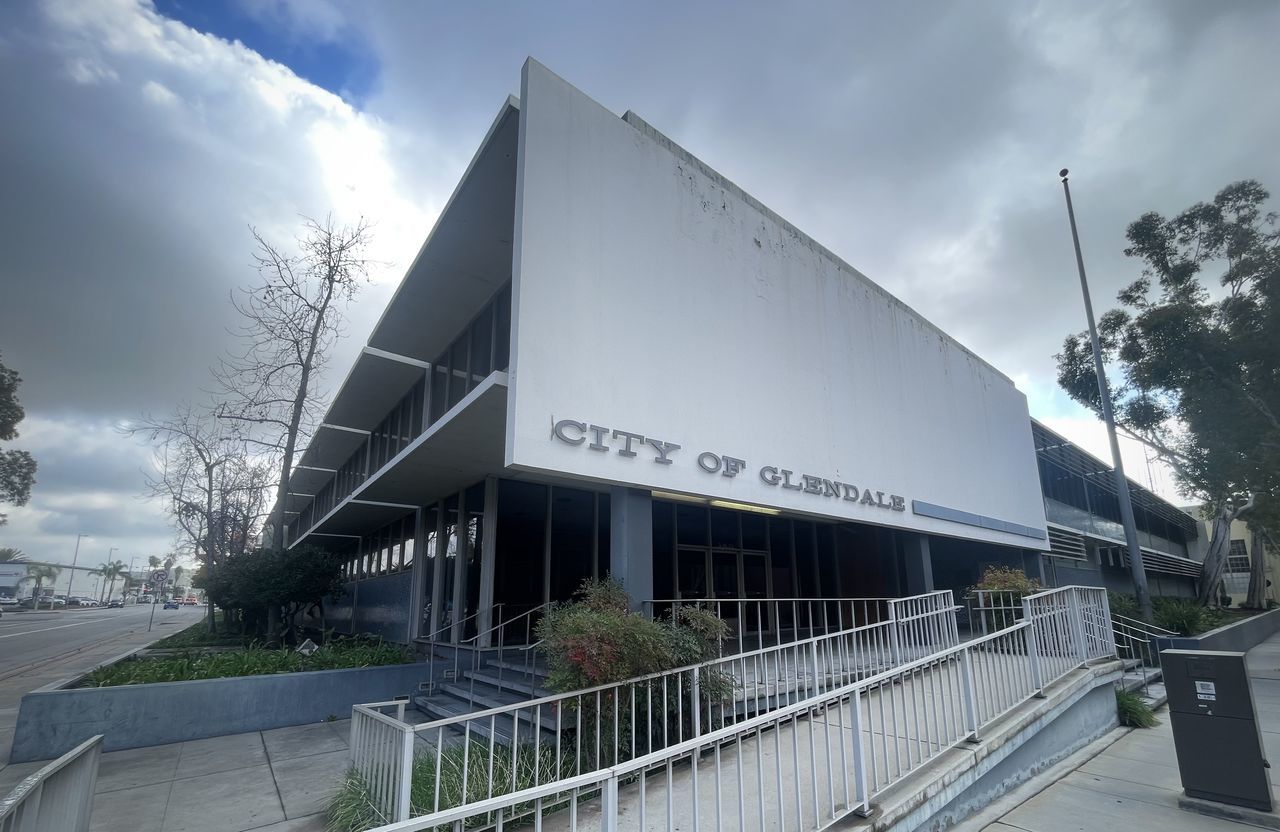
972,629,1280,832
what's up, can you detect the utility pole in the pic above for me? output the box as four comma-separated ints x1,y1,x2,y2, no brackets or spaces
1059,168,1153,621
62,533,88,608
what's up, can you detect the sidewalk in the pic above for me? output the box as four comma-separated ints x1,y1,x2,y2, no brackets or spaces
974,630,1280,832
0,720,349,832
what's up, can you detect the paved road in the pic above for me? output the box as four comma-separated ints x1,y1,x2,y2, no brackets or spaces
0,604,202,679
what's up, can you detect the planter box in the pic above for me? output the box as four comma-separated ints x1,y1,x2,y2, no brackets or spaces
10,660,432,763
1154,608,1280,655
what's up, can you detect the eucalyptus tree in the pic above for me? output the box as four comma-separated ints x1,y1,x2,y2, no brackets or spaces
0,352,36,526
1057,180,1279,606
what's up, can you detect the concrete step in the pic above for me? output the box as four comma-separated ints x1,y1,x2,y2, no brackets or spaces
484,655,549,679
437,684,561,733
413,693,557,745
463,669,551,699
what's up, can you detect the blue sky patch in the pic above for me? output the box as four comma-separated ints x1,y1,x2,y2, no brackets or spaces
154,0,378,104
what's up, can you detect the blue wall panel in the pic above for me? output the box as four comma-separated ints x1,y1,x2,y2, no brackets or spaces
353,571,414,644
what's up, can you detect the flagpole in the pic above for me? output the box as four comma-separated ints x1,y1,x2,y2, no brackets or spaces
1059,168,1153,621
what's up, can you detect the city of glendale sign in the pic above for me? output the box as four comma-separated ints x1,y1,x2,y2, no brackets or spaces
551,418,906,513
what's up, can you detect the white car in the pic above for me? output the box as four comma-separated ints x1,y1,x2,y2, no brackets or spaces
0,594,16,605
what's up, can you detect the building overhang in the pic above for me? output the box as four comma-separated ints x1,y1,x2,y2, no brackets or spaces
297,424,369,471
365,98,519,363
356,372,508,505
321,347,429,431
306,500,417,539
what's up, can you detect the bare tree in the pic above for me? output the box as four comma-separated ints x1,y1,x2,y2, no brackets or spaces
213,217,371,551
126,405,272,631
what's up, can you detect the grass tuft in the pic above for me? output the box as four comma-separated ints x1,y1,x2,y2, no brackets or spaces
1116,687,1158,728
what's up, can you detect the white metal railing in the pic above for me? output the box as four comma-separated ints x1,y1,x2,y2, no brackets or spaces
0,735,103,832
361,585,1115,832
1111,613,1176,694
964,589,1028,634
642,596,894,656
350,592,959,824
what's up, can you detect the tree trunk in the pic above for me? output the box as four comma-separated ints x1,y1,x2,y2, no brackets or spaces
1247,526,1270,609
1197,508,1235,606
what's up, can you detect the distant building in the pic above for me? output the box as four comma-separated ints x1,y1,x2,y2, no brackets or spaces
1181,506,1277,607
1032,420,1202,599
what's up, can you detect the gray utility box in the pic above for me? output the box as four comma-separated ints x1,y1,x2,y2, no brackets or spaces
1162,649,1273,811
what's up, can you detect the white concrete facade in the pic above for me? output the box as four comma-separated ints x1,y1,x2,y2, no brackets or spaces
508,60,1047,550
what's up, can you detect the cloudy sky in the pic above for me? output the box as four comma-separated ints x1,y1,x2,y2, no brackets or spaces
1,0,1278,574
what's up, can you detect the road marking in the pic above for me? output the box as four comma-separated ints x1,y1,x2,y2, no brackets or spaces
0,616,115,639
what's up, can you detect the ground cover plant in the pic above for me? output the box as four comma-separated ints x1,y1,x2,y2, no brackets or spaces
77,634,409,687
1115,688,1158,728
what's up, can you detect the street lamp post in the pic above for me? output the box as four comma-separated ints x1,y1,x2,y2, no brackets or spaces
1059,168,1153,621
62,533,88,609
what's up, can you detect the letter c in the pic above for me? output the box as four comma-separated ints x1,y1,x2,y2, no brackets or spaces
552,419,586,445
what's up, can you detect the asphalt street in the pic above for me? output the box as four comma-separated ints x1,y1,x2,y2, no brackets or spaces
0,603,201,678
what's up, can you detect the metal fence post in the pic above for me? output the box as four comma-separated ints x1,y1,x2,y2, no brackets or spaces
850,688,871,816
1066,589,1088,664
1099,589,1117,656
960,648,980,741
397,725,414,822
601,775,619,832
888,601,902,666
691,670,702,737
1023,617,1045,698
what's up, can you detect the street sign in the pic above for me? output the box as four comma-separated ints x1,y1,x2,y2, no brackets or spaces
150,569,169,585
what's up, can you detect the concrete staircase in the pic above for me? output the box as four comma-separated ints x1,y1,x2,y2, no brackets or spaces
412,650,557,746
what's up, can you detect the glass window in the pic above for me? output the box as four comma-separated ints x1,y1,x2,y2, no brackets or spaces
470,304,493,387
769,519,795,598
439,494,459,632
677,504,708,547
550,487,595,602
741,514,767,551
429,352,449,425
447,336,468,409
794,521,818,597
463,482,485,638
421,506,438,634
494,285,511,370
652,501,675,600
494,480,547,627
596,493,611,580
711,509,739,549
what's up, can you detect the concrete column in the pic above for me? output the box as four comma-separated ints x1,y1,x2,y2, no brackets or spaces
903,532,935,594
477,477,499,646
610,487,653,610
407,506,427,641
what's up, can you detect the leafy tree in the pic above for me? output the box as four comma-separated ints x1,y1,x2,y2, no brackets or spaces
0,547,28,563
1057,180,1279,606
196,545,345,642
0,352,37,526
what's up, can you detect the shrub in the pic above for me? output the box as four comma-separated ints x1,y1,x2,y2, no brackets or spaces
1116,688,1157,728
535,578,728,692
1107,592,1141,621
1152,597,1223,636
969,565,1042,596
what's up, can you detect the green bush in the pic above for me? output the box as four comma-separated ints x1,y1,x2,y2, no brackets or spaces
1152,598,1224,636
1116,688,1157,728
1107,592,1141,621
535,578,728,692
77,635,410,687
969,565,1042,596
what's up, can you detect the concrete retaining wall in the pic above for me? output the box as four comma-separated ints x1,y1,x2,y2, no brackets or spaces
10,660,432,763
1155,608,1280,654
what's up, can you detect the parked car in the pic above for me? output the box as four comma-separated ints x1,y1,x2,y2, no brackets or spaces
0,594,16,605
162,599,180,610
107,599,123,609
138,594,154,604
183,596,197,605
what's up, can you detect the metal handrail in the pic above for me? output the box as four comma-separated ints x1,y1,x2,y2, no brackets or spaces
420,604,500,643
462,600,552,648
1,734,103,832
1111,612,1176,636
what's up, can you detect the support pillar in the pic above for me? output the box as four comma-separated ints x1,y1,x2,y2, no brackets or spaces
903,532,935,594
477,477,499,646
610,487,653,610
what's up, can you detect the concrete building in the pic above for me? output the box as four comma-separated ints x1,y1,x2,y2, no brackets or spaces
278,60,1059,645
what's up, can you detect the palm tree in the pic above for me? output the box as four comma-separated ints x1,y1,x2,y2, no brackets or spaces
19,564,61,608
147,555,162,569
93,560,126,602
0,548,28,563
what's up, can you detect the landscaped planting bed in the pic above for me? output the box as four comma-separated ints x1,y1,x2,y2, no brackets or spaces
76,634,410,687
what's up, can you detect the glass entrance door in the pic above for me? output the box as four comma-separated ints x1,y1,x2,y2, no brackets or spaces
676,548,708,599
